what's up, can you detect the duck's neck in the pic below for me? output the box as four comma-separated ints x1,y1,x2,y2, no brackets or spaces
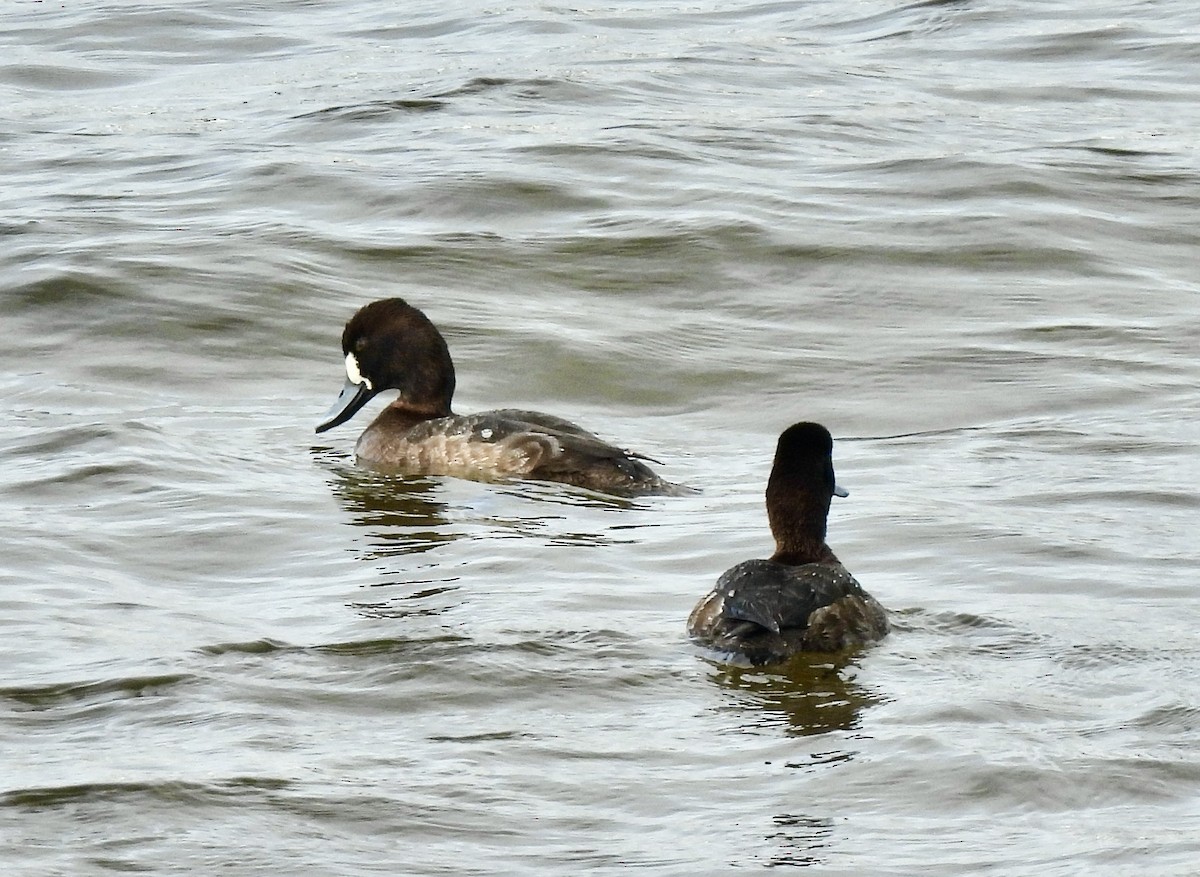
765,481,839,566
393,338,456,422
378,398,453,427
388,355,453,424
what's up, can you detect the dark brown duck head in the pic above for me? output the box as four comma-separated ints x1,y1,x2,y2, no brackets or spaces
316,298,456,433
765,422,848,566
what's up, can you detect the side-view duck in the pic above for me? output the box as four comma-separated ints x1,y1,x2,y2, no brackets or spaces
315,297,688,497
688,422,887,665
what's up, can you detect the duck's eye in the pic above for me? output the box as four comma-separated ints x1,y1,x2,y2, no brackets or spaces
354,337,369,353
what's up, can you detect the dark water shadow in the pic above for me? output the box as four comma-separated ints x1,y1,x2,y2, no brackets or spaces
310,443,656,554
310,444,454,557
699,651,886,870
764,812,836,868
308,444,465,623
291,97,447,122
702,650,885,740
308,444,657,624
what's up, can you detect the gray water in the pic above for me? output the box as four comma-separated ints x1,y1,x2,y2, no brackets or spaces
3,1,1200,874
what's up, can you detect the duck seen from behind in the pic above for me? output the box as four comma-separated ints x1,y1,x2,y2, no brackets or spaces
316,298,686,497
688,422,887,665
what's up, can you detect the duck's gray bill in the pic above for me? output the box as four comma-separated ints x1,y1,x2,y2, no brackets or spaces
315,378,374,434
833,484,849,498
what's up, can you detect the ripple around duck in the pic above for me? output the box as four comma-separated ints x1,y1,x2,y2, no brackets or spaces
7,271,134,311
1,776,292,809
0,62,143,91
193,628,691,714
10,4,312,64
195,634,472,661
1130,704,1200,735
1,673,195,711
291,98,448,122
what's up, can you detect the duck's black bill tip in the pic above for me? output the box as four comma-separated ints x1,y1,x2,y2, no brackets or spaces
316,378,375,434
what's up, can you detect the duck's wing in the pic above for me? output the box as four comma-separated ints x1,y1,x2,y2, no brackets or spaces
486,409,664,464
527,427,664,486
485,409,603,441
474,408,686,495
713,559,862,634
458,410,643,471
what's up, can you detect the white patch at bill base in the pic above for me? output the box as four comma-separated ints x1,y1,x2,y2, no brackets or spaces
345,353,372,390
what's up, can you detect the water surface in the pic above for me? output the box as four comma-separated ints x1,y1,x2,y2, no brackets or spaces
3,1,1200,874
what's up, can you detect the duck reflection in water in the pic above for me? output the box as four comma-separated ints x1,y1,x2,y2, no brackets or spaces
310,446,464,622
313,442,647,554
704,651,883,867
310,442,650,621
312,445,456,558
706,656,882,738
689,422,888,666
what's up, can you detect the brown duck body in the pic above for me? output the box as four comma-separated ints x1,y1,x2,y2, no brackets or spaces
688,422,888,665
688,559,888,664
317,299,688,497
355,406,679,496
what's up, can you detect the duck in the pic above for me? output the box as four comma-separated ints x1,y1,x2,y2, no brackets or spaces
688,422,887,665
315,298,688,496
